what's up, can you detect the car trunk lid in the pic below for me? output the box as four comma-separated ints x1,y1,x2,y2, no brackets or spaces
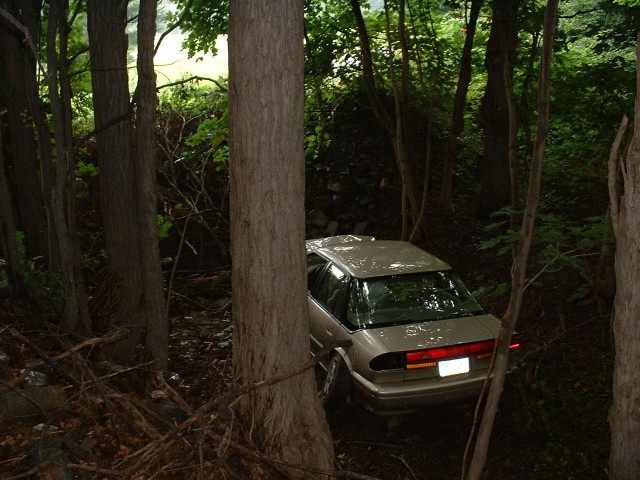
364,314,501,353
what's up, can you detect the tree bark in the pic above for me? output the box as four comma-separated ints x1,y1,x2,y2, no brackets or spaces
440,0,483,215
228,0,334,475
0,0,48,260
87,0,145,360
520,30,541,158
351,0,421,239
477,0,519,216
87,0,168,370
608,34,640,480
464,0,558,477
0,114,27,297
386,0,413,239
503,57,520,230
47,0,90,332
136,0,168,371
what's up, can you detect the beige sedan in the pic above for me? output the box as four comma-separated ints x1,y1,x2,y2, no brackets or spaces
306,235,521,415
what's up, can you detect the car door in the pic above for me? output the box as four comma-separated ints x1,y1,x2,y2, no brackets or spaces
308,262,350,355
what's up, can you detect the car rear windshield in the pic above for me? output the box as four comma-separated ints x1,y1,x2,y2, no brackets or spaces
346,271,486,329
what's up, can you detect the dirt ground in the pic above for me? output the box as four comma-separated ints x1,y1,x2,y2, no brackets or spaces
0,286,611,479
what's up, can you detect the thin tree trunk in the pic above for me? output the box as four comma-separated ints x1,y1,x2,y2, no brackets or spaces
440,0,483,215
229,0,334,475
21,23,60,271
406,0,440,242
464,0,558,477
410,97,434,244
384,0,417,239
350,0,393,134
503,57,520,230
0,118,27,296
608,33,640,480
520,30,541,157
351,0,421,238
477,0,519,216
0,1,47,260
136,0,168,371
58,0,91,333
0,2,59,272
47,0,89,331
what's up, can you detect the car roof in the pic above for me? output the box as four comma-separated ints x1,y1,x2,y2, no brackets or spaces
305,235,377,252
306,237,451,278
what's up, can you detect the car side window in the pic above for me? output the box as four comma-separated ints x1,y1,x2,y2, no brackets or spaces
312,263,348,318
307,253,328,292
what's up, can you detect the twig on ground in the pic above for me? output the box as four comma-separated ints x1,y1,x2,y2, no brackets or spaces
56,462,122,476
1,466,40,480
44,325,123,441
155,371,195,416
93,360,157,384
0,455,25,467
391,454,418,480
8,327,80,388
107,392,161,439
123,339,352,477
41,329,127,365
203,427,382,480
0,380,50,418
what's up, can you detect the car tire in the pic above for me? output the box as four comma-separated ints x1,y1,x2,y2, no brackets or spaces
320,353,351,410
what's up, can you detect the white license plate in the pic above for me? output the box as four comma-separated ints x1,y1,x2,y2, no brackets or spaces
438,357,470,377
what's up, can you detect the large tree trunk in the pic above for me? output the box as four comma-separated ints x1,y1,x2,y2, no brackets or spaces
608,34,640,480
87,0,145,361
87,0,167,370
135,0,168,371
0,1,48,260
228,0,335,475
477,0,519,216
464,0,558,477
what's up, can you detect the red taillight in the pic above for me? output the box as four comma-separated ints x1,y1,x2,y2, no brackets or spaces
407,339,495,363
371,337,522,371
406,336,521,369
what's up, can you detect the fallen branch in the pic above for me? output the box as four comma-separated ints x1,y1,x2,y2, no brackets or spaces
155,371,196,416
25,329,127,372
45,326,122,438
2,466,40,480
123,339,352,476
391,454,418,480
93,360,157,384
203,428,382,479
8,328,80,388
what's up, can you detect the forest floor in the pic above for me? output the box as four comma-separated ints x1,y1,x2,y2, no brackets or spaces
0,230,613,479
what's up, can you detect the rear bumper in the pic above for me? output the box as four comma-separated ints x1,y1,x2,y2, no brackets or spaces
351,370,488,415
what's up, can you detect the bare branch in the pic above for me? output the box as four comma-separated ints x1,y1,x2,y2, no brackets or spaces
558,7,598,19
0,7,46,78
158,75,227,92
154,0,195,55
